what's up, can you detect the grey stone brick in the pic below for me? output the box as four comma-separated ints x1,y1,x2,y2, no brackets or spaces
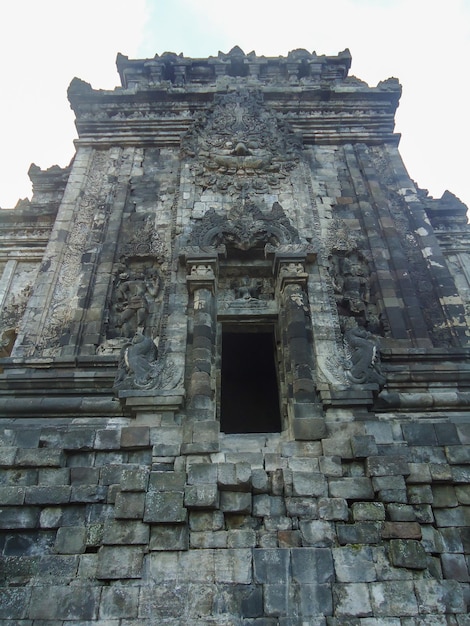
54,526,87,554
29,585,100,620
114,491,146,519
318,497,349,521
414,579,466,614
184,483,219,508
388,539,427,569
0,588,31,619
189,510,224,531
120,467,149,491
99,587,139,619
263,583,293,617
37,468,70,486
298,583,333,617
333,546,376,582
445,445,470,464
0,447,18,468
253,548,290,583
285,496,318,518
148,471,186,491
293,417,327,441
70,466,99,485
217,462,252,490
24,485,70,505
291,547,334,583
366,456,409,477
187,462,217,485
386,503,416,521
0,506,40,529
251,468,269,493
440,553,470,581
432,485,458,508
227,529,257,548
220,491,251,514
149,524,188,550
96,546,144,579
15,448,65,468
103,519,150,544
299,520,336,547
351,502,385,521
70,484,107,503
292,471,327,497
144,490,187,523
0,485,25,505
191,530,227,548
94,428,121,450
333,583,372,617
351,435,378,458
369,581,418,616
120,426,150,448
337,522,382,545
329,477,374,500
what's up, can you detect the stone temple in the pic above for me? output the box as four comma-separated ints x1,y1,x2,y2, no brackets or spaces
0,46,469,623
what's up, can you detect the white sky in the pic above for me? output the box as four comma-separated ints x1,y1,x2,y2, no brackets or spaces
0,0,469,210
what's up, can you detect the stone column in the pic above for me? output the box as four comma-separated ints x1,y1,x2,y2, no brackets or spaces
275,254,325,440
186,256,218,419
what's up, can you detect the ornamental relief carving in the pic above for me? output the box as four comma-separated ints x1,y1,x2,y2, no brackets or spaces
182,91,301,194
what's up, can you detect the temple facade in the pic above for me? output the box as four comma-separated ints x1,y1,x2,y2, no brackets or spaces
0,47,469,623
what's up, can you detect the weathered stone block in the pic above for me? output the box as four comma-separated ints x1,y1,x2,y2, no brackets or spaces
299,583,333,617
0,507,40,529
103,519,149,544
252,468,270,493
432,485,458,508
189,510,224,531
96,546,144,579
184,483,219,508
120,467,149,492
217,462,252,491
440,552,470,581
351,435,378,458
333,546,376,582
366,456,409,477
318,497,349,521
253,548,290,584
114,492,146,519
99,586,139,619
144,490,187,523
285,496,318,518
329,477,374,500
148,471,186,491
0,588,31,619
351,502,385,521
191,530,227,548
292,471,327,497
54,525,87,554
120,426,150,448
220,491,251,514
293,417,326,440
149,524,188,551
333,583,372,617
381,522,422,540
299,520,336,547
0,486,25,505
24,485,70,505
388,539,427,569
369,581,418,616
445,445,470,465
29,585,100,620
337,522,381,545
227,529,257,548
414,579,466,614
15,448,65,468
0,447,18,468
264,582,293,617
291,547,334,583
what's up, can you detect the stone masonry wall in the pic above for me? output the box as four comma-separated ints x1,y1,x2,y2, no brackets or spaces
1,415,469,624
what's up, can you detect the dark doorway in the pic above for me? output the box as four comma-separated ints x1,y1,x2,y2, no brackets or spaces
220,327,281,433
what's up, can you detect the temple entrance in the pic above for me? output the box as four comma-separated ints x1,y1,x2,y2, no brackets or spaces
220,326,281,434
